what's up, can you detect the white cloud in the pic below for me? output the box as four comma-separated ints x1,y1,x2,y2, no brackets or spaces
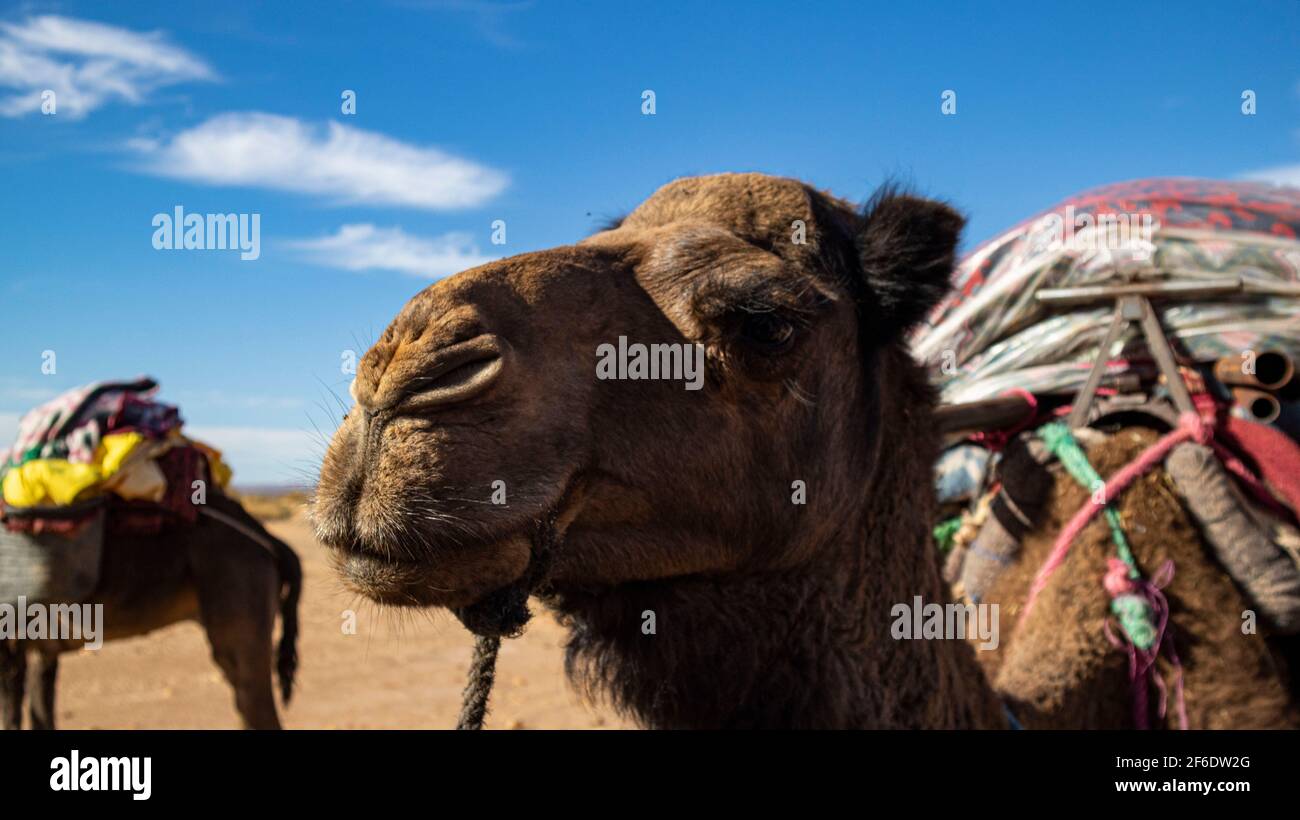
287,223,498,278
0,15,214,119
130,112,509,209
1241,164,1300,188
0,380,58,405
186,425,324,488
169,389,304,411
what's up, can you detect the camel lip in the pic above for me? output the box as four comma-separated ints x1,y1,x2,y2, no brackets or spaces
333,550,456,607
312,524,429,569
330,535,532,610
336,538,425,566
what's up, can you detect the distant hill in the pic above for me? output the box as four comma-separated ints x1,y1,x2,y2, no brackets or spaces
227,486,310,522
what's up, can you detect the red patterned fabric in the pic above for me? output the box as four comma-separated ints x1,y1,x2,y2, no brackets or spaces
953,178,1300,313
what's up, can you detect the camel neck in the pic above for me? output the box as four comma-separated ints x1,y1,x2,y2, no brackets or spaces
548,531,1004,728
838,346,1005,728
839,473,1008,729
549,346,1004,729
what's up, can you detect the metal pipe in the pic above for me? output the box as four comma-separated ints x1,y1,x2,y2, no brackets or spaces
1035,277,1242,308
935,394,1034,434
1232,387,1281,424
1214,350,1295,392
936,374,1146,435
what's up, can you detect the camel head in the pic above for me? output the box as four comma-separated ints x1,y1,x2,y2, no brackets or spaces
312,173,963,611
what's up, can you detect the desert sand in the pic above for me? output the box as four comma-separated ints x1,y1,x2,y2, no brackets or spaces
49,510,632,729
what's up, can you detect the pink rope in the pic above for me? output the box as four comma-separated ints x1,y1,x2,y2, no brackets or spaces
1019,411,1211,623
1103,560,1188,730
970,388,1039,451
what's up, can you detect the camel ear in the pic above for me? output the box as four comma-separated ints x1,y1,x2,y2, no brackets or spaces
854,188,964,337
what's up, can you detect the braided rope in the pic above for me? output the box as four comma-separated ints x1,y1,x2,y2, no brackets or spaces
452,510,563,730
456,635,502,730
1039,422,1137,576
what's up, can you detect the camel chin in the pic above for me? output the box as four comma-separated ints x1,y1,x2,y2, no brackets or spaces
327,531,533,609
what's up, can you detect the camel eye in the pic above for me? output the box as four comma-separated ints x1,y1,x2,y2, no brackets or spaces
739,313,795,352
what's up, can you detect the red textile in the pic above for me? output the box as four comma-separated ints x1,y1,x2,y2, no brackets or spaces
104,445,212,535
2,507,98,536
156,445,205,524
1219,416,1300,521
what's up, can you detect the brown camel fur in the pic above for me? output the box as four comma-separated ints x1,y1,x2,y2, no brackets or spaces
312,171,1296,728
972,425,1300,729
0,492,301,729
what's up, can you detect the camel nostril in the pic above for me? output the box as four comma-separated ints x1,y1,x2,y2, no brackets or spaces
394,334,506,414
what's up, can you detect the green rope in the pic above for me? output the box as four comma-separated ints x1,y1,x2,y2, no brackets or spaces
1038,421,1139,578
933,516,962,553
1110,595,1158,651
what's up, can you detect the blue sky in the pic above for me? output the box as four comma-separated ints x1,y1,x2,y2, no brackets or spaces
1,0,1297,484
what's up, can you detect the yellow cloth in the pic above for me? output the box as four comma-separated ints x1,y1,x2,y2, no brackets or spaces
2,459,101,507
2,432,151,507
100,431,146,474
2,431,234,508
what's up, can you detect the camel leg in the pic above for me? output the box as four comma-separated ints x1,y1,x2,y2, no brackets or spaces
205,620,281,729
26,650,58,731
193,550,282,730
0,640,26,730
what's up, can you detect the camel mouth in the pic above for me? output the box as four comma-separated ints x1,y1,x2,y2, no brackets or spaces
331,548,455,607
325,527,534,609
339,537,423,566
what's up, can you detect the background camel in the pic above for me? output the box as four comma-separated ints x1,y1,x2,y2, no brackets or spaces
312,172,1295,728
0,492,301,729
968,426,1299,728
